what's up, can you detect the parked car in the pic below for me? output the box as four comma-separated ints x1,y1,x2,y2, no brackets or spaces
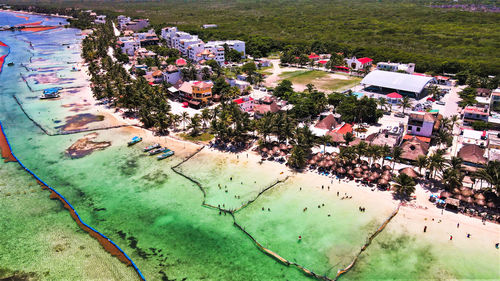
394,112,405,118
383,111,391,115
426,97,436,102
436,100,445,105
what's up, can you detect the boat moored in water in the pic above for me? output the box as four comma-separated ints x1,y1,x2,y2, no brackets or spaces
128,136,142,146
143,143,161,152
157,150,174,160
39,87,62,99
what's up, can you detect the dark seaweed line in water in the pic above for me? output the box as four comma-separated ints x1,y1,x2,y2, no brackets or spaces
174,148,402,280
0,121,146,281
12,95,143,136
171,147,289,214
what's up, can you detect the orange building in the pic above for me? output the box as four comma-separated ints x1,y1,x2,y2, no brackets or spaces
191,81,213,105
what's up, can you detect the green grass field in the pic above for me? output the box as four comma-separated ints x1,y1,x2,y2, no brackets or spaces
279,70,361,91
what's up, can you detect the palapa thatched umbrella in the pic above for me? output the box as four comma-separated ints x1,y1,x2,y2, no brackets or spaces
287,144,293,150
325,155,332,161
486,201,496,208
461,188,473,197
319,160,327,167
452,188,461,195
454,194,464,201
317,152,324,158
383,165,392,171
354,167,363,173
313,155,320,161
354,173,362,178
308,159,316,165
382,174,391,181
347,169,354,176
337,167,346,174
371,172,380,179
331,152,338,157
368,175,377,182
280,143,287,150
327,160,335,167
474,193,486,200
464,197,474,204
280,151,287,156
351,159,358,165
261,147,269,153
272,146,280,153
440,191,452,198
399,167,420,179
361,160,369,166
378,178,388,186
475,199,486,206
371,163,381,170
361,165,370,170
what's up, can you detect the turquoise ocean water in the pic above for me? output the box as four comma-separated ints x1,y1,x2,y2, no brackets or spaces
1,10,498,281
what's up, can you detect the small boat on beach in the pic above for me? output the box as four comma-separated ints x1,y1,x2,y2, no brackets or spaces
7,62,14,66
149,147,167,156
157,150,174,160
39,87,62,99
128,136,142,146
143,143,161,152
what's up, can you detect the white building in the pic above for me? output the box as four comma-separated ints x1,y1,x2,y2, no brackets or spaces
203,24,218,29
205,40,246,56
407,112,436,137
162,65,181,84
117,36,140,56
119,17,149,32
94,15,106,24
376,62,415,74
345,56,373,71
462,106,489,124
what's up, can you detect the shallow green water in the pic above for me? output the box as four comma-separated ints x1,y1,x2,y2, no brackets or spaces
0,158,139,281
1,12,499,281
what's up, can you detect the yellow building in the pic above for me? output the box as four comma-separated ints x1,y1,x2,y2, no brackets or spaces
191,81,213,105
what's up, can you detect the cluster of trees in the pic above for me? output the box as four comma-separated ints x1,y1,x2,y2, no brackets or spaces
328,92,383,124
273,80,327,119
82,22,173,134
9,1,500,77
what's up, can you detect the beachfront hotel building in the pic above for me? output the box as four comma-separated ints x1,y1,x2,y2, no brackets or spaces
117,36,140,56
161,27,245,65
376,61,415,74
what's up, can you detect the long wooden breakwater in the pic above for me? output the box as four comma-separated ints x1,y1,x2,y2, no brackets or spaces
0,121,146,281
12,95,144,136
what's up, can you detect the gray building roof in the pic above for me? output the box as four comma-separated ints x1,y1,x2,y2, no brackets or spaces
361,70,436,94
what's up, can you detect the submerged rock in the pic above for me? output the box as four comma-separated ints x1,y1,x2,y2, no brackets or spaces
65,132,110,159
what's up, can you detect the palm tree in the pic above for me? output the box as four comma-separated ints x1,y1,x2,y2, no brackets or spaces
379,144,391,166
188,114,202,136
344,131,355,146
441,167,464,192
180,111,190,131
427,151,446,180
415,155,428,175
201,108,212,130
448,156,463,170
378,98,388,111
400,96,411,114
393,173,416,201
440,117,452,131
355,141,368,161
474,161,500,192
450,114,460,134
391,146,403,170
319,134,332,154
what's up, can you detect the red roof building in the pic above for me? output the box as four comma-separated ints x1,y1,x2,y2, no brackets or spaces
176,58,187,66
387,92,403,99
357,57,373,64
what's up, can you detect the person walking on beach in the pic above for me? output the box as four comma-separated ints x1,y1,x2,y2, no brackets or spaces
457,223,460,228
450,235,453,241
423,226,427,233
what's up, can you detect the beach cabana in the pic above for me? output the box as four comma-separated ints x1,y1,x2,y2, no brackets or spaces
387,92,402,104
440,191,452,198
399,167,420,179
445,198,460,210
